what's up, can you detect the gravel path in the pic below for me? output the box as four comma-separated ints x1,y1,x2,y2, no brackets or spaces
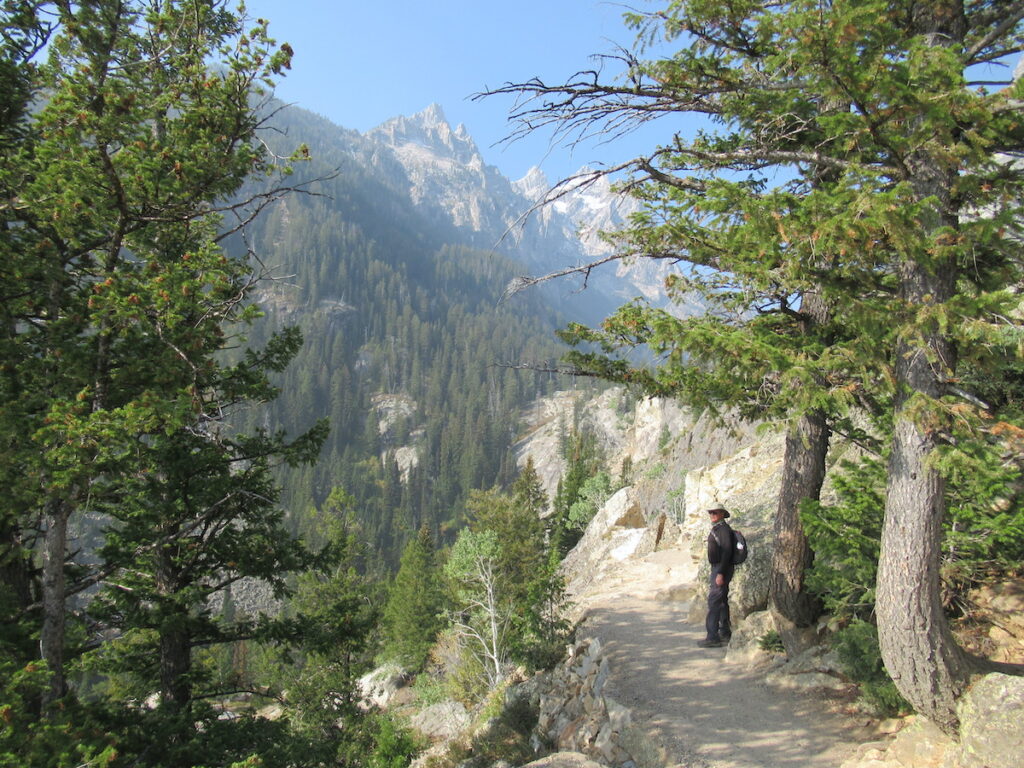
571,551,873,768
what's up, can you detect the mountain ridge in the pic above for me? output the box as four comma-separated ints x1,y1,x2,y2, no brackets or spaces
362,102,681,318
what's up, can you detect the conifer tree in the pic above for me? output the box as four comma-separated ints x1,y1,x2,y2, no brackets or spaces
512,456,548,516
381,525,445,671
0,0,51,664
485,0,1024,729
0,0,315,729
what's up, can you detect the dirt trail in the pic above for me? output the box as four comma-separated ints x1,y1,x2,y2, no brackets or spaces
572,550,873,768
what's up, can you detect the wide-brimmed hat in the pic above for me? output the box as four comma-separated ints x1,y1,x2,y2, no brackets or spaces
707,507,730,518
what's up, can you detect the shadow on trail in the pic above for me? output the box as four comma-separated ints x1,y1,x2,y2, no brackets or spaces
581,600,865,768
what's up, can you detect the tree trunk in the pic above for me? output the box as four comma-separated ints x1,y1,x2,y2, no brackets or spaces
157,539,192,713
879,411,971,733
160,622,192,713
769,408,828,652
878,245,971,733
769,270,833,652
40,498,70,706
876,2,972,734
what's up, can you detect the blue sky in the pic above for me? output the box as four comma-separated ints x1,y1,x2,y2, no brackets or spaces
243,0,675,183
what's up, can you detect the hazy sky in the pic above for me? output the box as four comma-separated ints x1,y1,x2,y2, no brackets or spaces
243,0,677,183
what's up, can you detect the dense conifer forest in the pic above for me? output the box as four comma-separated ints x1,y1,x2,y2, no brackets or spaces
0,4,574,765
232,105,568,565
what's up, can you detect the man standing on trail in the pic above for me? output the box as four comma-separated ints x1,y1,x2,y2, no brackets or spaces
699,507,734,648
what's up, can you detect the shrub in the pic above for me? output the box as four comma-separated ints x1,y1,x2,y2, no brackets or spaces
833,620,912,717
758,631,785,653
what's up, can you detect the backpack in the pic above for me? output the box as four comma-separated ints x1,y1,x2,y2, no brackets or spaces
731,528,749,565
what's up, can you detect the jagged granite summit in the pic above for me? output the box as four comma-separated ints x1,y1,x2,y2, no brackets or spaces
368,104,505,232
366,103,690,319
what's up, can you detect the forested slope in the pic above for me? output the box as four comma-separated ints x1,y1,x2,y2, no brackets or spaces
233,105,570,564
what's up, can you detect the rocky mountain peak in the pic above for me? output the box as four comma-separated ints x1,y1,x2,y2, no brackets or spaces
512,165,550,202
368,102,481,167
360,104,694,322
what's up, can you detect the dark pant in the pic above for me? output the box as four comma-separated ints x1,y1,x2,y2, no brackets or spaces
705,573,731,641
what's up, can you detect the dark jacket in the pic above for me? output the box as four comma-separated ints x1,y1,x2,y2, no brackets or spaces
707,521,735,579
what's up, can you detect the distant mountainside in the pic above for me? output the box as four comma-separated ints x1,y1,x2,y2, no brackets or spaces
233,103,648,562
364,103,687,317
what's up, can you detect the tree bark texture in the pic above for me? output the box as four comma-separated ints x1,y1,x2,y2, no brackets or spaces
768,272,833,650
876,2,972,734
160,623,192,714
879,413,971,733
40,498,70,705
769,408,828,647
157,540,192,713
878,243,971,730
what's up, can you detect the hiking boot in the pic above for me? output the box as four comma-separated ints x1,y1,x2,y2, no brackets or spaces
697,638,724,648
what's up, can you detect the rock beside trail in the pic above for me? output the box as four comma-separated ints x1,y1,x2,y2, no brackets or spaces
838,674,1024,768
840,718,951,768
535,638,635,768
724,609,779,667
518,752,611,768
955,673,1024,768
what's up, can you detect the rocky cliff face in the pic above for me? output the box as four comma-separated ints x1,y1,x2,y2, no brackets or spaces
514,385,782,627
366,104,689,321
514,386,768,519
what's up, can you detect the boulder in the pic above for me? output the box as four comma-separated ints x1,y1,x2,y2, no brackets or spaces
633,513,684,558
724,609,779,667
518,752,608,768
410,700,471,741
786,645,844,676
686,539,772,626
953,673,1024,768
887,718,950,768
678,437,783,626
357,663,406,709
838,718,952,768
561,487,647,597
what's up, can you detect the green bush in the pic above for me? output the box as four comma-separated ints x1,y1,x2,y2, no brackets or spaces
801,457,886,622
758,631,785,653
411,670,447,706
367,715,423,768
833,620,912,717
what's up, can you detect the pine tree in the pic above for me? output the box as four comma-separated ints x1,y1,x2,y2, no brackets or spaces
0,0,319,752
484,0,1024,730
381,525,445,671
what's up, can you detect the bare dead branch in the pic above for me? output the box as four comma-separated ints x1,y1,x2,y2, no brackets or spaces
965,2,1024,64
501,252,626,300
491,360,606,378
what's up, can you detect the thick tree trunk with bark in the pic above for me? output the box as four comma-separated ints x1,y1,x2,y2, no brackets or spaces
157,539,192,713
770,408,828,651
769,276,832,652
876,3,972,734
160,623,192,713
878,248,972,732
879,411,972,733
